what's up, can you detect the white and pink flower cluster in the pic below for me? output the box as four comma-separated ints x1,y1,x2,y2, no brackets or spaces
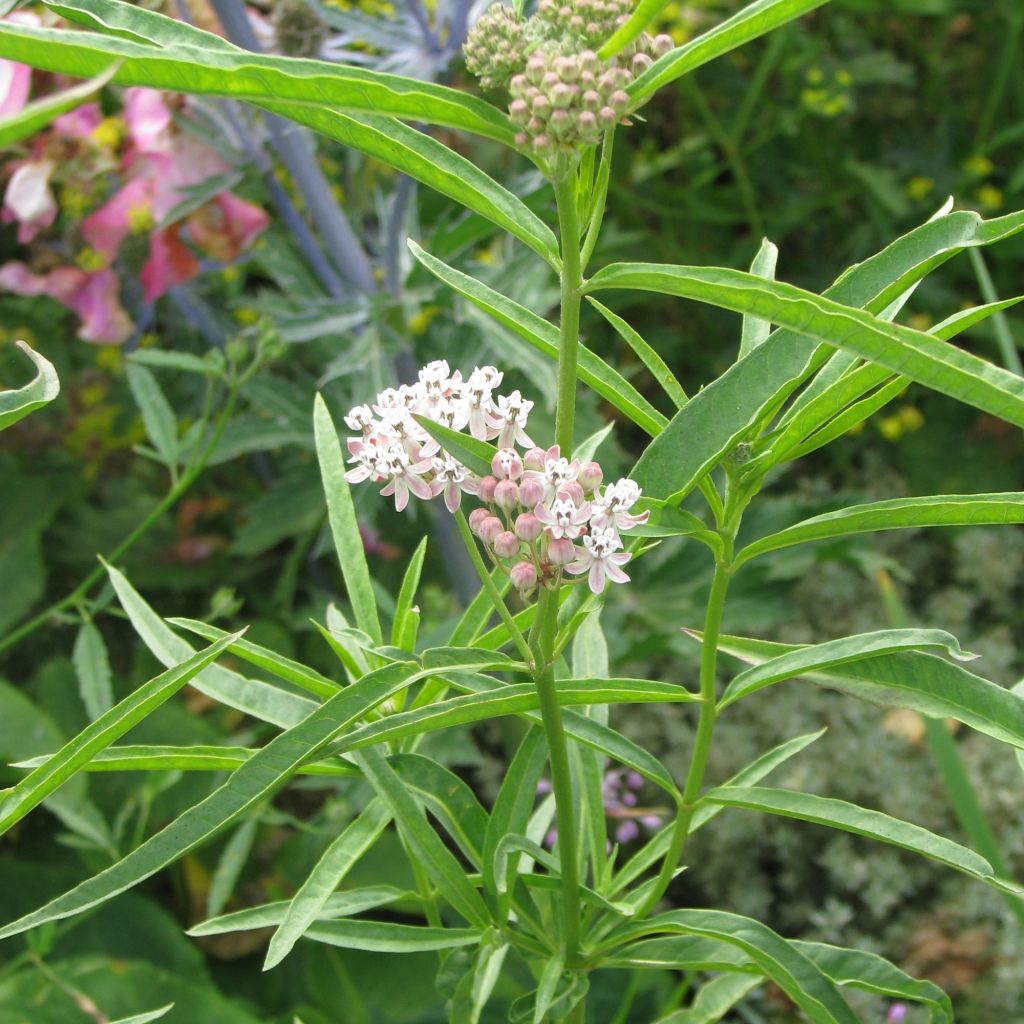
343,361,649,595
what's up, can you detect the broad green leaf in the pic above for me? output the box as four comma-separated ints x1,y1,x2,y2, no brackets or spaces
107,563,316,727
616,207,1024,501
658,973,761,1024
72,621,114,720
261,104,558,265
703,786,1023,895
1,2,517,144
587,262,1024,434
792,941,953,1024
587,297,688,408
736,493,1024,566
0,341,59,431
15,744,359,777
169,617,340,700
263,799,391,969
0,631,243,837
739,238,780,358
314,394,383,643
207,815,259,918
611,729,824,895
354,747,490,928
621,0,831,97
108,1008,175,1024
718,628,975,709
126,363,178,466
414,414,496,477
303,918,480,952
409,241,667,438
0,65,115,147
190,886,406,935
621,909,859,1024
0,662,419,940
713,631,1024,751
392,538,427,650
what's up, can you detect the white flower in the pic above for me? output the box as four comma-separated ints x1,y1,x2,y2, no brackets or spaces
465,365,503,439
377,442,433,512
430,453,478,513
524,455,580,504
534,496,591,540
344,403,377,433
489,389,534,449
344,437,385,484
565,527,632,594
590,479,649,532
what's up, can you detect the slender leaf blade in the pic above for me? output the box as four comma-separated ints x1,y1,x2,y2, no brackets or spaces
0,341,60,431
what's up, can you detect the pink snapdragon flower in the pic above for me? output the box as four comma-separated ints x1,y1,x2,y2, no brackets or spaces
566,527,632,594
0,12,39,120
2,159,58,242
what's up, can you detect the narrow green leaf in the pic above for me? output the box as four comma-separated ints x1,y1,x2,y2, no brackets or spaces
169,617,340,700
0,65,115,147
108,1007,175,1024
409,241,668,439
314,394,383,644
303,918,479,953
533,953,565,1024
658,973,761,1024
392,538,427,650
713,631,1024,751
413,414,496,477
1,3,517,144
448,567,511,646
126,363,178,465
48,0,238,48
623,908,859,1024
704,786,1023,895
587,297,688,408
107,563,316,727
190,886,406,936
587,262,1024,432
0,662,418,940
261,105,558,266
622,0,830,97
739,237,780,358
72,621,114,720
0,631,243,837
207,814,259,918
0,340,60,431
264,799,391,969
736,493,1024,566
354,747,490,928
718,628,975,709
604,935,749,972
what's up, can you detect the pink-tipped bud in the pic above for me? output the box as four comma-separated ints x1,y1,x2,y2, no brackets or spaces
519,476,546,508
631,52,653,75
515,513,543,542
558,481,585,505
492,448,524,480
599,106,618,128
610,89,630,115
494,531,520,558
533,134,554,155
578,461,603,491
509,98,529,124
510,561,538,591
478,475,498,502
547,536,576,565
468,508,491,535
652,34,673,58
494,479,520,511
523,447,548,471
478,515,503,544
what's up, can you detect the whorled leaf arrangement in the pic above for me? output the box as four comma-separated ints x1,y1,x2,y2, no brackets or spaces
3,0,1024,1021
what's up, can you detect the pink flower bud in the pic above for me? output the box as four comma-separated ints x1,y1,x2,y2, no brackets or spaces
533,134,554,155
558,481,585,505
478,516,503,544
547,536,576,565
515,513,543,542
492,448,524,480
652,34,673,58
519,476,546,508
494,479,520,510
494,531,520,558
468,508,490,535
510,561,538,591
523,447,548,471
578,461,603,491
478,475,498,502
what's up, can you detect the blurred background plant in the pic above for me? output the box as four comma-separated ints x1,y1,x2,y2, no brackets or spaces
0,0,1022,1021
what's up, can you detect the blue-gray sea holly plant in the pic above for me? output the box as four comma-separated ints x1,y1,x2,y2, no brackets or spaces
3,0,1024,1020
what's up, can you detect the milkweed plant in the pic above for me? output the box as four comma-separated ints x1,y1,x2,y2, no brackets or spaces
2,0,1024,1022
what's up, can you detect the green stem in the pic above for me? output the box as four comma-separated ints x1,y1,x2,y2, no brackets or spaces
554,169,584,456
968,248,1023,375
636,542,733,917
0,383,238,657
531,586,582,967
453,510,534,664
580,130,615,273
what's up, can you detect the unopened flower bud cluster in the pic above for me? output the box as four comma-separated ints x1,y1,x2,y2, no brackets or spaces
464,0,672,155
343,361,649,595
